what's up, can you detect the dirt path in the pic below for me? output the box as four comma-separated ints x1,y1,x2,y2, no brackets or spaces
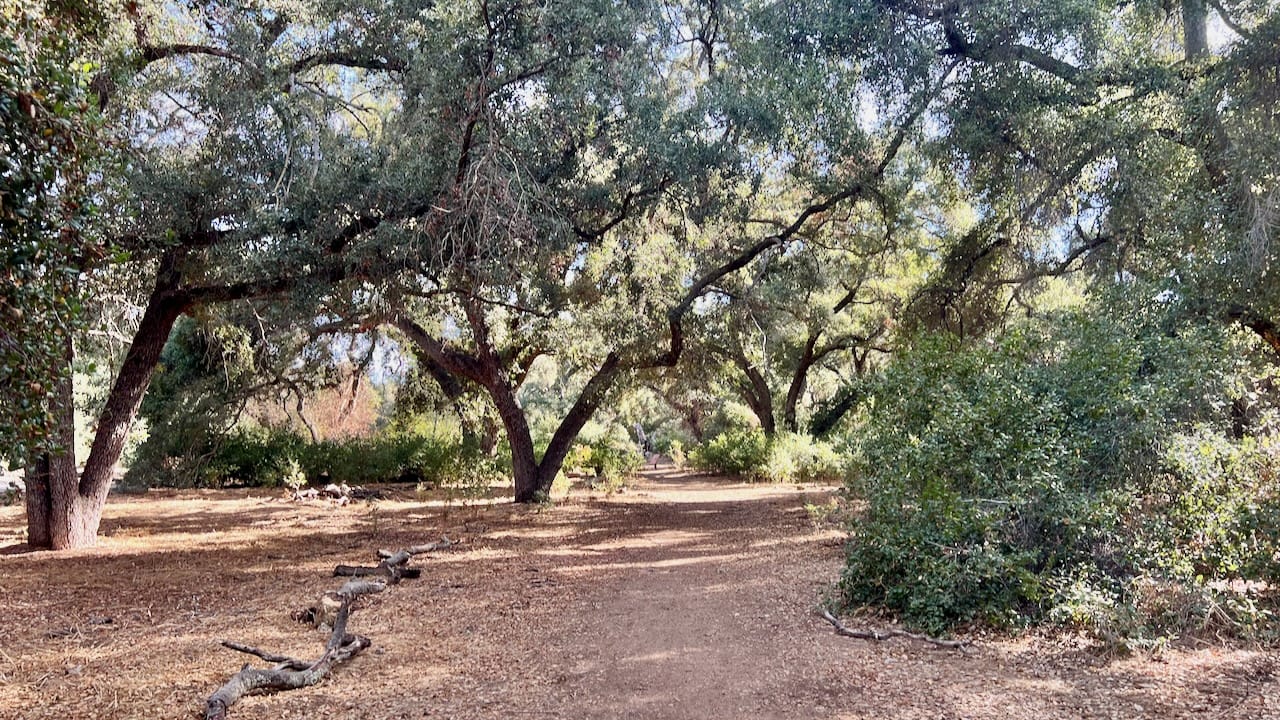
1,468,1278,719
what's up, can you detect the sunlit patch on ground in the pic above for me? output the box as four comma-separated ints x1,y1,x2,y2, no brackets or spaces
1,469,1276,719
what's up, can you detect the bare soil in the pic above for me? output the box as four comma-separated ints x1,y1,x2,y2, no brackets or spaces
1,467,1277,719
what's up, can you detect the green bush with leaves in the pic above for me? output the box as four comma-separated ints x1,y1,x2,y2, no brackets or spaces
841,312,1280,639
689,429,842,483
753,433,844,483
689,427,770,476
132,417,480,490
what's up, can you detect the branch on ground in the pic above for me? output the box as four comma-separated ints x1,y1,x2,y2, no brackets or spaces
819,609,970,650
205,582,385,720
333,536,456,582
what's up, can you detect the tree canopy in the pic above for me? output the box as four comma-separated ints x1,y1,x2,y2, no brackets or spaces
2,1,1278,643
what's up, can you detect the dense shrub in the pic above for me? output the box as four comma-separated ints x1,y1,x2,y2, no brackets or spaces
131,420,480,489
753,433,844,483
566,425,643,487
689,429,842,483
841,314,1280,640
690,427,769,476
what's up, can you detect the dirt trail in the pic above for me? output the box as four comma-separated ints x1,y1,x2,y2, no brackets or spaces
1,467,1278,719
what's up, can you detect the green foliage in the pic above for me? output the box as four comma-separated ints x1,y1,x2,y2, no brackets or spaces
690,427,769,477
666,439,687,468
212,426,306,488
690,428,841,483
438,453,506,504
0,0,107,463
754,433,844,484
570,425,643,486
133,417,486,490
841,312,1280,639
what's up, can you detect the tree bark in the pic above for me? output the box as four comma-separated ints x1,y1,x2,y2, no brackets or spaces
486,377,542,502
1183,0,1209,61
25,332,76,548
722,347,775,436
25,285,188,549
783,332,820,434
534,353,623,494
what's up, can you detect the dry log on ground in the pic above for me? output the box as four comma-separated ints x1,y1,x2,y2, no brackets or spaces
205,582,384,720
333,537,456,582
292,580,388,628
819,609,970,650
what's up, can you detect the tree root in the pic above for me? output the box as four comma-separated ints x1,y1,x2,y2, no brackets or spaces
818,609,970,650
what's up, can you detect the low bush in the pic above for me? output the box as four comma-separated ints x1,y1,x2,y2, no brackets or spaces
689,427,769,476
689,429,842,483
133,422,483,489
752,433,844,483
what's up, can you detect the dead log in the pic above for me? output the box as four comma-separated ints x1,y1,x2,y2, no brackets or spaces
333,537,455,582
205,582,384,720
818,609,970,650
292,580,388,629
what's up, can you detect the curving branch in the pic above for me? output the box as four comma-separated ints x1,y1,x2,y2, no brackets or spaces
819,608,969,650
204,581,385,720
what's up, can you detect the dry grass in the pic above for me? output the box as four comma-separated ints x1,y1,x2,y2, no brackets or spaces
1,470,1277,719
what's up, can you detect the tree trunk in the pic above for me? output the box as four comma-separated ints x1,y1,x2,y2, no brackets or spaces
535,353,622,494
739,365,775,437
784,333,820,434
23,455,53,548
26,290,187,549
1183,0,1208,61
485,377,542,503
25,332,75,548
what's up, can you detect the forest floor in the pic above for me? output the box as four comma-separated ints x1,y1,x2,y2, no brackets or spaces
1,466,1278,720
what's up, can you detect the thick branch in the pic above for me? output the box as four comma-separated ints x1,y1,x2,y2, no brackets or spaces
205,592,373,720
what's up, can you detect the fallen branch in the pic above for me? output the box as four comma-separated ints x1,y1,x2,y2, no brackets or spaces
333,537,456,582
819,609,970,650
376,536,456,559
293,581,389,629
205,582,384,720
332,562,421,581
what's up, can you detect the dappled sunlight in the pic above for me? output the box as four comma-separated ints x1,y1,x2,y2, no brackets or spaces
2,470,1277,719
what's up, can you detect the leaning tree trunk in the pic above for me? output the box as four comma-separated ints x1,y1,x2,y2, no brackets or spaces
25,291,186,549
533,353,622,496
783,336,819,434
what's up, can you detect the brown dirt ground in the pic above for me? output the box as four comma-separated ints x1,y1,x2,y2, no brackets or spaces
1,466,1278,720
